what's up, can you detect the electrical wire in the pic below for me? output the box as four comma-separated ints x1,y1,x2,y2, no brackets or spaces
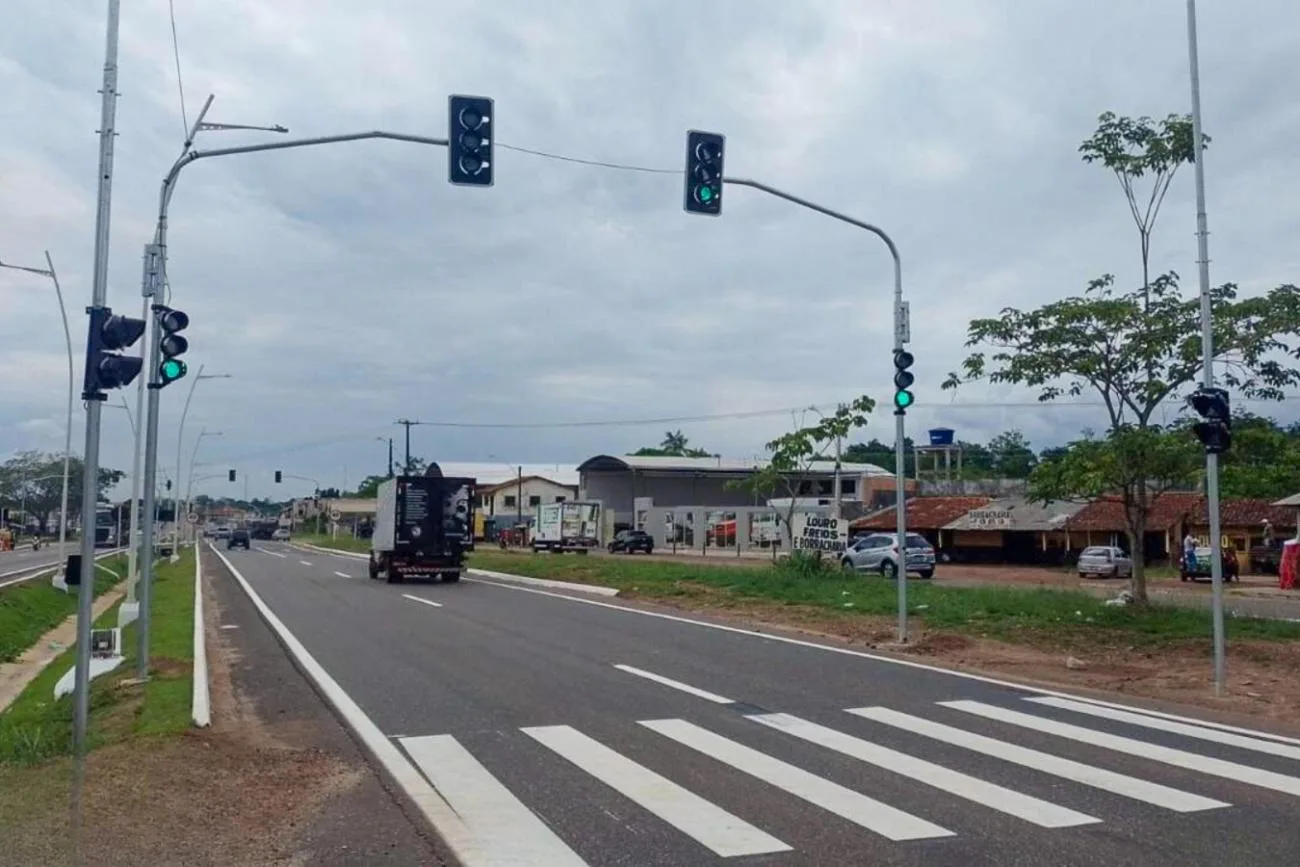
167,0,189,138
496,142,676,175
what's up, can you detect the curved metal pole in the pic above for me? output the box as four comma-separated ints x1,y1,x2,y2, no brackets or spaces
723,176,911,642
42,252,74,563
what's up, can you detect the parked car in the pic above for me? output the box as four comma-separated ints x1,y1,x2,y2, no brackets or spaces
609,530,654,554
227,529,251,550
272,528,291,541
1180,545,1239,582
840,532,935,579
1077,545,1132,579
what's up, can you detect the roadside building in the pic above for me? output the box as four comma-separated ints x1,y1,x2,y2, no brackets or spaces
476,475,579,521
939,497,1087,565
577,454,909,533
849,496,993,555
1062,493,1201,564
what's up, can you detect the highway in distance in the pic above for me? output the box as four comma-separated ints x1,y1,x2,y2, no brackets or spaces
209,541,1300,867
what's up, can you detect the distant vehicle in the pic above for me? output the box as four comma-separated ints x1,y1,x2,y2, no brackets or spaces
1077,545,1132,579
840,532,935,579
1249,538,1284,575
93,505,117,548
609,530,653,555
532,502,600,554
1180,545,1239,583
213,526,232,540
227,529,251,550
368,473,476,583
271,528,291,541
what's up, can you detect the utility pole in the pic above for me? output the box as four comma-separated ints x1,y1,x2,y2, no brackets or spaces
395,419,417,473
73,0,122,845
386,437,394,477
1186,0,1227,696
516,465,523,524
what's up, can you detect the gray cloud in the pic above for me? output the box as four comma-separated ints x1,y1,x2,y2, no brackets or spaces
3,0,1299,500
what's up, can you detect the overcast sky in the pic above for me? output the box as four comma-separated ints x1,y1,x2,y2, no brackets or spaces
2,0,1298,501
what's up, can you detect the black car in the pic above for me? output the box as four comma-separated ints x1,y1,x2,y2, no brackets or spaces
608,530,654,554
227,529,251,550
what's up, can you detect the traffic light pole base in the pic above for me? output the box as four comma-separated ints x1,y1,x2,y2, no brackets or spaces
117,601,139,628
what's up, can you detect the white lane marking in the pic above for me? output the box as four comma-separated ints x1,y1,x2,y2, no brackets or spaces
1025,696,1300,762
639,718,952,842
748,712,1097,829
849,707,1226,813
206,544,492,865
399,734,588,866
613,664,734,705
459,571,1300,746
943,700,1300,798
219,624,239,630
299,560,313,567
334,571,352,579
523,724,790,857
255,547,287,558
402,594,443,608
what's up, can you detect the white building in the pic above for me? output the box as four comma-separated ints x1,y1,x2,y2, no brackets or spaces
476,475,579,522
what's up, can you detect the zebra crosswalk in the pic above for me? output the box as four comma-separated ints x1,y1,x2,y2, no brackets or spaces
391,695,1300,865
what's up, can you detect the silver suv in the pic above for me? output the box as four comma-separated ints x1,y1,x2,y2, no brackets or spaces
841,532,936,579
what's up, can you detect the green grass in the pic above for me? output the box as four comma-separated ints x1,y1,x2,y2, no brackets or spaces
292,532,369,553
0,549,196,765
467,550,1300,648
0,555,127,663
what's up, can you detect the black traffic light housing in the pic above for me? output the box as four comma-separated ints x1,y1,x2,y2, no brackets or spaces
275,470,282,483
684,130,725,215
155,305,189,388
228,469,236,482
1188,386,1232,454
448,94,494,187
83,306,147,399
893,350,915,413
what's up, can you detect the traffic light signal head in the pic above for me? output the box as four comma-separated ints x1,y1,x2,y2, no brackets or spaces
684,130,725,215
83,306,147,398
156,306,189,387
228,469,236,482
275,470,282,483
1188,387,1232,454
893,349,915,411
448,94,494,187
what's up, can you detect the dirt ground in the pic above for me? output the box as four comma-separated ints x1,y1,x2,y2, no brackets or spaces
0,565,441,867
616,579,1300,736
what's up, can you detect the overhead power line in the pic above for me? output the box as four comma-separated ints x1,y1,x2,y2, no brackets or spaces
167,0,189,137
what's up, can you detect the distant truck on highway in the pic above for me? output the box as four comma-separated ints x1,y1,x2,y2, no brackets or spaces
368,467,476,583
531,501,601,554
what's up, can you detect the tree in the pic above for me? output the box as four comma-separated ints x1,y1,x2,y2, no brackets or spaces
354,474,388,498
402,456,427,475
730,398,875,549
630,429,714,458
843,437,914,476
943,109,1300,602
1217,414,1300,500
0,451,124,532
987,430,1038,479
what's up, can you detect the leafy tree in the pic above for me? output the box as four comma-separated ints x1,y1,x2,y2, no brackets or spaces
730,398,875,548
0,451,124,532
631,429,714,458
354,474,388,498
402,456,427,475
987,430,1038,479
843,437,914,476
943,109,1300,602
1217,414,1300,500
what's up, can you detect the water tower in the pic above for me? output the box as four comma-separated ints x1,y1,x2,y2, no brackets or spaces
914,427,963,481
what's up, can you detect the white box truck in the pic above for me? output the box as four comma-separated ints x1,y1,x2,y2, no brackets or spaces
531,501,601,554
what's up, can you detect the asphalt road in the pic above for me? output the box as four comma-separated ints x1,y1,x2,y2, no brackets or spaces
208,540,1300,867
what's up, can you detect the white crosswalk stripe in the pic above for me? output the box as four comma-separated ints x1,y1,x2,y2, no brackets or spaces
943,700,1300,798
388,696,1295,864
747,712,1100,828
523,724,791,857
848,706,1228,812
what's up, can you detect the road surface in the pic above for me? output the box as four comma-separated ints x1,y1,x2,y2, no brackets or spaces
207,540,1300,866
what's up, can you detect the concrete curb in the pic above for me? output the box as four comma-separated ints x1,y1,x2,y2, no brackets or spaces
192,544,211,728
290,541,620,597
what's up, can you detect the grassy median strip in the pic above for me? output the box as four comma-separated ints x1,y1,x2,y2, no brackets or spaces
0,550,195,765
466,550,1300,647
0,555,127,664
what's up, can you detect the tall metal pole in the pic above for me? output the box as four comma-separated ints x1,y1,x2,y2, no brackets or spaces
516,465,523,524
125,290,148,608
73,0,122,828
388,437,394,477
172,362,206,557
1186,0,1226,696
136,303,165,679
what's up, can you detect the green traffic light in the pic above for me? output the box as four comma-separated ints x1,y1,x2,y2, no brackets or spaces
160,358,187,384
697,185,714,202
894,390,914,409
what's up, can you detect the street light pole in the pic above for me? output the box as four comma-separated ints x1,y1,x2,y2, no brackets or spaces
183,429,222,538
172,367,231,559
1185,0,1227,696
0,253,73,560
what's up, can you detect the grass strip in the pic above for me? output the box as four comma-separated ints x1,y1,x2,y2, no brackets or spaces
0,555,127,663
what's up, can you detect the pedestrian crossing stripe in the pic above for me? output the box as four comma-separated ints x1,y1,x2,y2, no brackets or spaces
394,699,1300,866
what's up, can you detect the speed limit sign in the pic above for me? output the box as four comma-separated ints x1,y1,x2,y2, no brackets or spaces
186,512,200,525
329,508,341,521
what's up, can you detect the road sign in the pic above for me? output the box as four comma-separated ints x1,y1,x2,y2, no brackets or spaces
329,508,341,521
790,513,849,553
186,512,200,525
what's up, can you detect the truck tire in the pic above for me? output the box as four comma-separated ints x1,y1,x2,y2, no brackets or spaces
385,568,403,584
